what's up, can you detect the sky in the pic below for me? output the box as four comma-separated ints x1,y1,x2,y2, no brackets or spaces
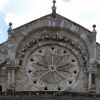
0,0,100,44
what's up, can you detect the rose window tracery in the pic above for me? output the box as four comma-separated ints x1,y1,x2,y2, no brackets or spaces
26,45,80,91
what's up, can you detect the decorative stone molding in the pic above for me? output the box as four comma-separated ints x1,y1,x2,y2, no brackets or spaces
87,61,97,73
17,33,88,68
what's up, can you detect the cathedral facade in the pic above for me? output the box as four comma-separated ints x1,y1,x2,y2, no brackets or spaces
0,0,100,99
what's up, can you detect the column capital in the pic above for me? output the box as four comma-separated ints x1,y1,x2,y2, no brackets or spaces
7,66,17,71
87,61,97,73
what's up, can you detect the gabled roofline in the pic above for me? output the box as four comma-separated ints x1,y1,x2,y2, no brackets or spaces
13,13,92,34
56,13,92,33
14,13,52,31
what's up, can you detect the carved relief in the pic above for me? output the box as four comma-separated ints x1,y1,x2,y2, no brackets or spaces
26,45,79,91
16,32,88,91
17,33,88,67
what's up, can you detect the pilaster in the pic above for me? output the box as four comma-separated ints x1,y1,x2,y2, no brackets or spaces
6,22,17,91
88,25,97,92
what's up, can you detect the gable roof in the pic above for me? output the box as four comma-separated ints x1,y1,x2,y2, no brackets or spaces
13,13,92,36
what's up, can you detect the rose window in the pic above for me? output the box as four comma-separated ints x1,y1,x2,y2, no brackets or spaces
26,45,80,91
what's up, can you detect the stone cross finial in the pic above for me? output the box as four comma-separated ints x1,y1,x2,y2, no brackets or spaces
52,0,56,14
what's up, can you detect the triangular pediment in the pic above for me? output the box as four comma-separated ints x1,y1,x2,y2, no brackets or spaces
13,13,92,37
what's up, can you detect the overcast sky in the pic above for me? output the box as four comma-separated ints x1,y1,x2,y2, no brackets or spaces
0,0,100,44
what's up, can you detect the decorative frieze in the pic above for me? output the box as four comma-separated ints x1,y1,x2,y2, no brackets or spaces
17,33,88,68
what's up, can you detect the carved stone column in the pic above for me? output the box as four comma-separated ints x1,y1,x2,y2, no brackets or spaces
6,22,17,91
12,69,15,84
88,61,97,92
7,70,11,87
88,25,97,92
7,59,16,91
7,68,16,91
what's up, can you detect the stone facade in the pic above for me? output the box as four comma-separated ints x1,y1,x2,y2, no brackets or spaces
0,6,100,99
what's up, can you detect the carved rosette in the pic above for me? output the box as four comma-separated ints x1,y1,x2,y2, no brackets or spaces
26,45,79,91
16,32,88,91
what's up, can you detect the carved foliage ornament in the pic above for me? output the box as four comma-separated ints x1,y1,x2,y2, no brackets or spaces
17,33,88,67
